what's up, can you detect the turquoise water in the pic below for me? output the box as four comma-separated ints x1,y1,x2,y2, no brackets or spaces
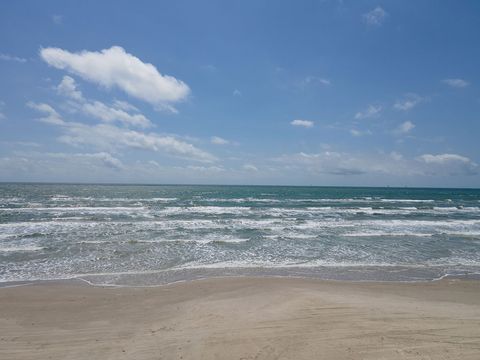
1,183,480,285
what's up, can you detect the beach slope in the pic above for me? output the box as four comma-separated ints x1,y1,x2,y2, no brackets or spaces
1,277,479,359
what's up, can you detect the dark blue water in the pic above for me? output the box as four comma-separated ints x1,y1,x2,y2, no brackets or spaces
1,184,480,285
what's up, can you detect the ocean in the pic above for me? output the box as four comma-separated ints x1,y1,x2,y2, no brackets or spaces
1,183,480,286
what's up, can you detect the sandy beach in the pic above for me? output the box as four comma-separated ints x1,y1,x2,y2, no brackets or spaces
0,277,479,359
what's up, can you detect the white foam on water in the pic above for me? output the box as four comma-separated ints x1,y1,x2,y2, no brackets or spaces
343,231,480,237
0,206,147,212
0,245,44,252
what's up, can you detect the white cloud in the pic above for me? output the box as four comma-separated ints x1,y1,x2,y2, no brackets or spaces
233,89,242,96
298,76,331,88
48,152,124,169
40,46,190,111
26,101,65,125
394,93,423,111
57,75,83,101
363,7,388,26
243,164,258,172
28,103,216,162
418,153,471,165
442,78,469,88
0,53,27,63
277,151,368,176
390,152,403,161
81,101,152,128
56,76,152,128
58,123,216,162
395,121,415,134
417,153,478,175
291,119,314,128
354,104,382,120
350,129,372,137
187,165,225,173
273,150,476,178
112,100,138,112
211,136,229,145
275,150,478,178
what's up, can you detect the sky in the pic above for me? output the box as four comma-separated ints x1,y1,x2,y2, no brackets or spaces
0,0,479,187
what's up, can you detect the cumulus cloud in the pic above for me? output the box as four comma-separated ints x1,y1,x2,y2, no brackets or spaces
0,53,27,63
57,75,83,101
354,104,382,120
394,93,423,111
442,78,469,88
363,7,388,26
291,119,314,128
395,121,415,134
211,136,229,145
40,46,190,111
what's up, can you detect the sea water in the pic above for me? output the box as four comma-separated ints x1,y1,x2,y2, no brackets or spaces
1,183,480,285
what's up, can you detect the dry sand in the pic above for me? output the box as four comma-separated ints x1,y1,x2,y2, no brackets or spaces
1,277,480,359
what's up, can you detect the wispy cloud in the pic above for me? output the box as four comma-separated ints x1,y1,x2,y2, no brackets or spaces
350,128,372,137
211,136,229,145
275,150,478,178
298,76,331,89
27,102,216,162
354,104,382,120
243,164,258,172
233,89,242,96
291,119,314,128
417,153,478,175
0,53,27,63
363,7,388,26
26,101,65,125
393,93,423,111
57,76,152,128
442,78,469,88
395,120,415,134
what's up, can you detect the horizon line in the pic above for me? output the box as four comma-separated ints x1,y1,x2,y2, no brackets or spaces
0,181,478,191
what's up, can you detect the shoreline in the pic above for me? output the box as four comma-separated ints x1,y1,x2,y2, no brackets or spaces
2,263,480,288
1,276,480,359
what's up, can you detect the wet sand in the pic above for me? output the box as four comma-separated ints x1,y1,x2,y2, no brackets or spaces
1,277,480,359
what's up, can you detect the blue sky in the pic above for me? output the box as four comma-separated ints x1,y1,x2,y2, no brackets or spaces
1,0,479,187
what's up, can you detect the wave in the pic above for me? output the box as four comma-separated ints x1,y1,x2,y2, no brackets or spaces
0,245,43,252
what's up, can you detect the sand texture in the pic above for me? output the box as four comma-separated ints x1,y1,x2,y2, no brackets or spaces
1,277,480,359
